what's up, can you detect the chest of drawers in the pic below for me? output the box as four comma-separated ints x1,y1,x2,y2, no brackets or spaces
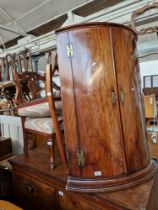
12,170,56,210
10,146,158,210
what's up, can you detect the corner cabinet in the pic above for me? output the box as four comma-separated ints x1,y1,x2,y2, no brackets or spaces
56,23,157,192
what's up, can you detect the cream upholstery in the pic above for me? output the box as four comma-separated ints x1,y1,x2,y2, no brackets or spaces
18,102,50,117
24,116,63,134
18,101,62,117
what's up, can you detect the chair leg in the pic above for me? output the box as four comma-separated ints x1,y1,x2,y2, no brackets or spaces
23,131,29,157
47,138,55,169
22,118,29,157
32,133,37,149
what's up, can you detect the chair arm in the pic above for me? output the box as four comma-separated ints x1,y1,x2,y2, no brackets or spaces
17,97,48,109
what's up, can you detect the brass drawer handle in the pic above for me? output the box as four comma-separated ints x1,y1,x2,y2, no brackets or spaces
120,91,125,104
111,91,117,104
26,183,35,194
67,43,73,58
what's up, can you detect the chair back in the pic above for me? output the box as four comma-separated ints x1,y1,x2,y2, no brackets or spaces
18,49,33,73
13,51,61,106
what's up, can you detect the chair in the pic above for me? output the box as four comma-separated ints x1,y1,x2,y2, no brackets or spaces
13,53,67,170
0,54,16,114
17,48,34,73
0,51,32,114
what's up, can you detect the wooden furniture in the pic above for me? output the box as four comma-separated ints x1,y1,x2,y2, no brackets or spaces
0,137,12,161
143,75,158,120
147,124,158,159
56,22,157,192
143,75,158,97
0,54,16,110
131,2,158,35
0,49,35,110
13,60,67,170
144,95,157,118
143,76,158,158
147,131,158,159
9,145,158,210
18,49,33,73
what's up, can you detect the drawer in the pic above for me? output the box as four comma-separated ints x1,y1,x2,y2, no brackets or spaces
57,190,102,210
13,171,56,210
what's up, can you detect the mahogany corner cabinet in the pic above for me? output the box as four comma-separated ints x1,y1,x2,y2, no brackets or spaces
56,22,157,193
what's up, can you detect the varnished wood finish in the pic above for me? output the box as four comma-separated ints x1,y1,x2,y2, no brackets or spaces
13,69,46,105
0,58,5,81
147,172,158,210
10,146,158,210
143,87,158,96
0,55,16,108
111,27,150,172
131,2,158,35
5,54,10,81
13,171,56,210
18,49,33,72
17,97,48,108
56,23,157,192
147,132,158,159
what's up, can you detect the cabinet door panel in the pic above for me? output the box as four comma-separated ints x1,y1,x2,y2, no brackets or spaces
57,33,80,177
68,26,126,178
111,27,150,173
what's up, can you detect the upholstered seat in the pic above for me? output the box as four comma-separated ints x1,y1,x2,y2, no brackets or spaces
0,200,23,210
25,116,63,134
18,101,62,117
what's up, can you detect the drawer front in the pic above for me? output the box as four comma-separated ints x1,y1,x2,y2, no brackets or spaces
13,172,56,210
57,190,102,210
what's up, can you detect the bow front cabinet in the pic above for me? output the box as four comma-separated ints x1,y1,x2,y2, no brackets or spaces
56,23,157,192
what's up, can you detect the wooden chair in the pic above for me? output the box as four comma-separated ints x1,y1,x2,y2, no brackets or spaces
17,48,33,73
13,54,67,170
0,54,16,114
0,49,33,118
0,49,37,114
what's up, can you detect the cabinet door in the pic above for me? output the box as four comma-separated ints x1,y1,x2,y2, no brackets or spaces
58,26,126,178
57,32,81,177
111,27,150,173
